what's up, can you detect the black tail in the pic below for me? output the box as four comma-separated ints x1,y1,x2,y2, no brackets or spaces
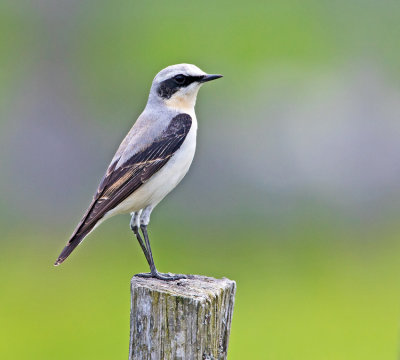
54,228,92,266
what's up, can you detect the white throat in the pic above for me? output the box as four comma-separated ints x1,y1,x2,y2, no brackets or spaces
164,83,202,112
164,93,197,112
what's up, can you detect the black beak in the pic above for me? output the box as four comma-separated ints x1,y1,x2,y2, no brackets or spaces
200,74,223,83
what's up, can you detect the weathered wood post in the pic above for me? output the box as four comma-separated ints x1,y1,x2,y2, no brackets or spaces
129,274,236,360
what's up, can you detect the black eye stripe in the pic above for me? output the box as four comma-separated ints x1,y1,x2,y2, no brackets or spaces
174,75,204,87
157,75,204,99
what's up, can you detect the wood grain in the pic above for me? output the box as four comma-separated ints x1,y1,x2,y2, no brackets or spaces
129,274,236,360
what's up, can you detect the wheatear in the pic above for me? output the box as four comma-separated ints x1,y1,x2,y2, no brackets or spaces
54,64,222,280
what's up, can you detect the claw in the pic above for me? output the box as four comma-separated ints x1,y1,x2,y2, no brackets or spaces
135,272,187,281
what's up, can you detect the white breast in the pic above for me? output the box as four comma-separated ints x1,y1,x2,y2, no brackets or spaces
106,114,198,217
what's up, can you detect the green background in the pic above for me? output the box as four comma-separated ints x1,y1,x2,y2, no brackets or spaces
1,1,400,359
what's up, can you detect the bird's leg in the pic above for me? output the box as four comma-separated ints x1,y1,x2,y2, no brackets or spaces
130,212,151,265
140,224,157,274
137,225,186,281
135,206,186,281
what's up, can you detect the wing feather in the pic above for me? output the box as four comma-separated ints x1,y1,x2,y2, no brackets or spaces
54,113,192,265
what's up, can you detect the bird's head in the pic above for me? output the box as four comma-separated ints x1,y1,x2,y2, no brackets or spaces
148,64,222,111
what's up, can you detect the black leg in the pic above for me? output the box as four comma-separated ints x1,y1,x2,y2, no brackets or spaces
130,223,151,266
141,224,157,274
136,224,187,281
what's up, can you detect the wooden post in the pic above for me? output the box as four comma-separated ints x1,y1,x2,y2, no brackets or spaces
129,274,236,360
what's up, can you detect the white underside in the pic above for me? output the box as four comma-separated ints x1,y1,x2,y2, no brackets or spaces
104,114,198,219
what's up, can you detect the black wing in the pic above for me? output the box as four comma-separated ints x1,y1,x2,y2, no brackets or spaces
54,113,192,265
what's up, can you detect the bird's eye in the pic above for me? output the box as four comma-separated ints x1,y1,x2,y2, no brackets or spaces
174,74,185,85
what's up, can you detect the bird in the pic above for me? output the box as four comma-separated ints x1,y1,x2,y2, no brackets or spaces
54,64,222,280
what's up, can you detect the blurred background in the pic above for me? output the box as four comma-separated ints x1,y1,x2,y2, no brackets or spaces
1,0,400,359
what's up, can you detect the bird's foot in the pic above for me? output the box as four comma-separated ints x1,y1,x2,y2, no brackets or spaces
135,271,187,281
